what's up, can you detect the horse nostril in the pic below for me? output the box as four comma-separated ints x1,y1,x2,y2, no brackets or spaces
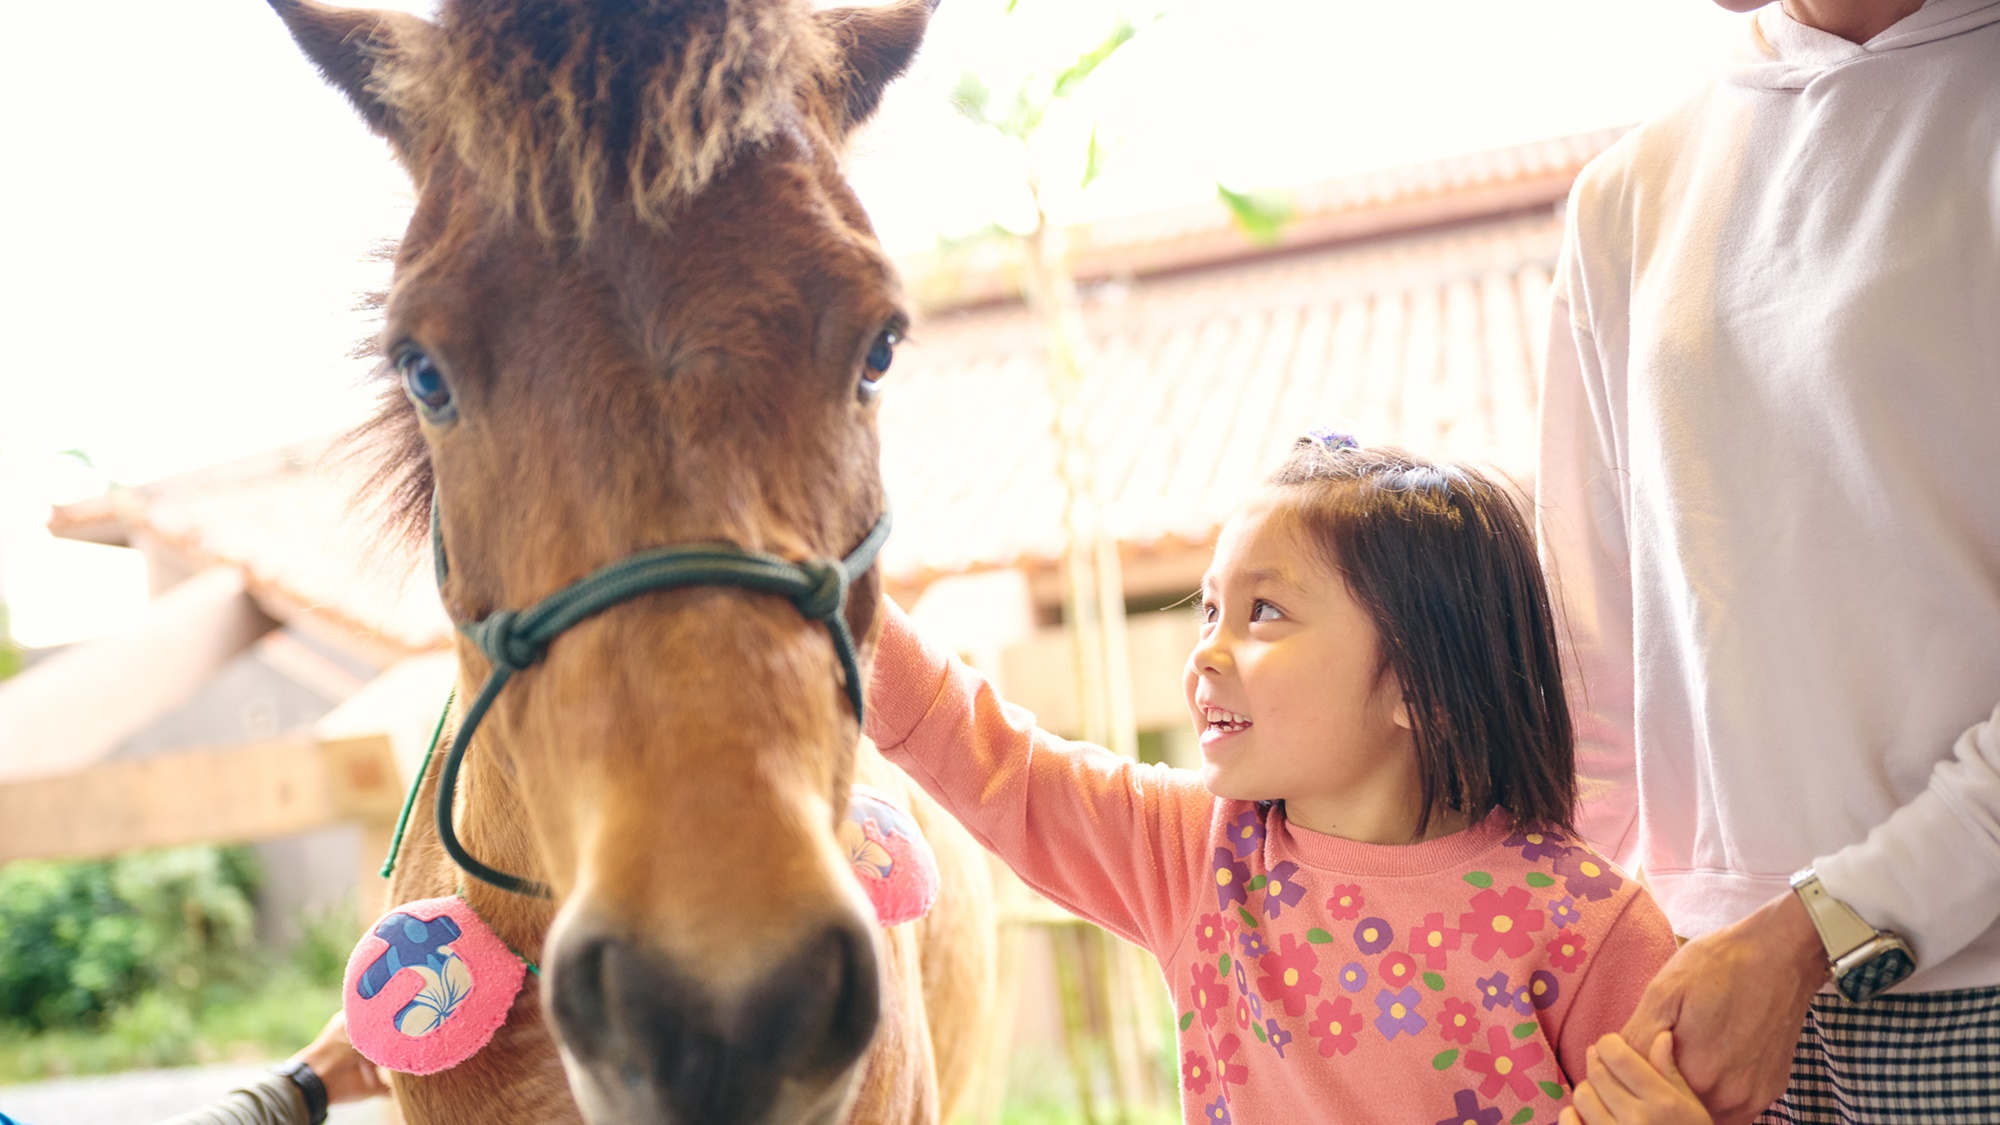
748,921,880,1079
549,933,614,1061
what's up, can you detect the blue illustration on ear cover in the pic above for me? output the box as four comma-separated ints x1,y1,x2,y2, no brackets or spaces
357,913,473,1036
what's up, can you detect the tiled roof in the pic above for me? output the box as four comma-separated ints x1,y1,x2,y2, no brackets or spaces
53,132,1606,653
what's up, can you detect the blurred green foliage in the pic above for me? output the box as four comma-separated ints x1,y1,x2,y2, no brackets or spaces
0,846,352,1082
0,606,21,681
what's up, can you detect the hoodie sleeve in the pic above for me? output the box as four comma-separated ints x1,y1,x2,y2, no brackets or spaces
1535,237,1641,872
863,599,1215,956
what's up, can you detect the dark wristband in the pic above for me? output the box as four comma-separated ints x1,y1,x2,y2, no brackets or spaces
272,1059,329,1125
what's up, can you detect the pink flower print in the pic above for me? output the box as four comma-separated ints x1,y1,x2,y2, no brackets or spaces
1195,913,1228,955
1234,995,1252,1030
1237,929,1271,961
1337,961,1368,993
1308,996,1362,1057
1526,969,1561,1011
1547,928,1588,973
1225,809,1265,858
1459,886,1544,960
1354,917,1394,955
1435,1089,1504,1125
1202,1097,1231,1125
1262,860,1307,920
1213,1032,1250,1089
1475,970,1514,1011
1505,828,1571,863
1182,1049,1213,1096
1409,910,1462,970
1191,961,1230,1029
1326,883,1364,920
1378,951,1418,990
1213,848,1251,912
1373,986,1427,1041
1552,849,1623,902
1438,996,1481,1045
1256,933,1323,1017
1549,895,1582,929
1265,1018,1292,1058
1464,1025,1546,1102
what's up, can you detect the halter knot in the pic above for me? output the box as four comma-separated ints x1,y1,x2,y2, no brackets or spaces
793,558,849,622
467,610,545,673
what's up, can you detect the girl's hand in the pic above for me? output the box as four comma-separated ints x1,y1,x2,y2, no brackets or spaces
293,1011,393,1104
1559,1031,1711,1125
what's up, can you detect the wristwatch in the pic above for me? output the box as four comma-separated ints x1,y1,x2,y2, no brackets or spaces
1789,868,1916,1002
271,1059,330,1125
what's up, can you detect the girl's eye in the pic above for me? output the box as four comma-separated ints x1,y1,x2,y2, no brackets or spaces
1250,600,1283,623
1200,601,1218,624
399,348,455,422
860,327,898,403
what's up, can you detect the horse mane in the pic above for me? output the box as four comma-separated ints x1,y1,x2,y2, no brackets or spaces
375,0,832,235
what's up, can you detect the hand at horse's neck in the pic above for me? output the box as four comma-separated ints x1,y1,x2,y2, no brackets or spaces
459,746,556,962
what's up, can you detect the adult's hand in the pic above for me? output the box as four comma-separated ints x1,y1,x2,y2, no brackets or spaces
293,1011,392,1104
1618,891,1827,1125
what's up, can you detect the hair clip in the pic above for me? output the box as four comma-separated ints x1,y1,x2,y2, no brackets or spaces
1304,426,1360,453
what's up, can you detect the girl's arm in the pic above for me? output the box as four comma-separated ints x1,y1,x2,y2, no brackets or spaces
1552,890,1678,1083
866,599,1214,954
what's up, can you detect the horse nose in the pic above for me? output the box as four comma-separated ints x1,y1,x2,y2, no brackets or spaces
550,919,880,1123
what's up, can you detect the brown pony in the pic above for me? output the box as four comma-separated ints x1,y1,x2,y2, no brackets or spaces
266,2,994,1122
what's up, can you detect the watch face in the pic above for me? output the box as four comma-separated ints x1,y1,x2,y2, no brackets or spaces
1836,944,1916,1003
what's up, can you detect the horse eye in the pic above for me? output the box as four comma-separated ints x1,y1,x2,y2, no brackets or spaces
860,328,898,402
399,348,456,421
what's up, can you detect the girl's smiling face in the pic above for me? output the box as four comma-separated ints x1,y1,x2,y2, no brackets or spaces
1184,495,1422,843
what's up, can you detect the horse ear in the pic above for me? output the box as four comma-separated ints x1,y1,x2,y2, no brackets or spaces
267,0,434,157
816,0,938,137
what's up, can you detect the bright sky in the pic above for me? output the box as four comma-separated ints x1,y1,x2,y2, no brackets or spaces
0,0,1753,646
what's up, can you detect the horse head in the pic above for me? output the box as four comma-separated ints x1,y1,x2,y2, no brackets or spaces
269,2,938,1121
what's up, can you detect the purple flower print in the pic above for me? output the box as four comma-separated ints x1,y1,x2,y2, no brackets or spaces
1527,969,1561,1011
1504,828,1571,863
1203,1096,1232,1125
1224,809,1265,858
1234,958,1251,997
1549,895,1582,929
1237,929,1271,961
1373,986,1427,1041
1476,971,1514,1011
1435,1089,1504,1125
1262,861,1307,920
1353,917,1394,955
1213,848,1251,912
1337,961,1368,993
1265,1018,1292,1058
1506,980,1536,1016
1552,849,1623,902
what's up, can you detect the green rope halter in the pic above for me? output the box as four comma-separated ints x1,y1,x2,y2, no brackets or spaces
415,498,891,899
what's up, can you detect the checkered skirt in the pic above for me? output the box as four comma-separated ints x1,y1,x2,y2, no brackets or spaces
1757,984,2000,1123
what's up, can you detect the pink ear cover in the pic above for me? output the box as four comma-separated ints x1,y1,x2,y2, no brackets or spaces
842,784,939,927
343,895,527,1075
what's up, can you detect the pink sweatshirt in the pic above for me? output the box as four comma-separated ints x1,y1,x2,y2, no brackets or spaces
867,603,1677,1125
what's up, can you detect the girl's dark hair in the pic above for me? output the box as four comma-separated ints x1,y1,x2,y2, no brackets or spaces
1267,438,1575,837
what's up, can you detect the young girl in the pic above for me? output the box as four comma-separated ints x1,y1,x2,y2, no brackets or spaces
865,434,1701,1125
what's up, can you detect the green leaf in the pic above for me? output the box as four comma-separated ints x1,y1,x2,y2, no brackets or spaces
1306,928,1334,945
1080,122,1104,190
1510,1109,1535,1124
1246,875,1268,892
1463,871,1494,889
1540,1081,1567,1100
1252,1021,1268,1043
1219,953,1231,975
1526,872,1555,887
1422,972,1446,992
1179,1010,1195,1031
1237,906,1259,929
1051,19,1137,100
1431,1049,1459,1071
947,72,991,128
1216,183,1294,246
1513,1021,1537,1039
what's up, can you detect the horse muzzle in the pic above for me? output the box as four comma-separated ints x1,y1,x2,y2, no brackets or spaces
546,912,881,1125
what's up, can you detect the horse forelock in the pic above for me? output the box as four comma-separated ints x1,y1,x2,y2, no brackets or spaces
375,0,833,237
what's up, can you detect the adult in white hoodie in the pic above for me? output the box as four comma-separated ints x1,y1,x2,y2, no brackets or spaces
1537,0,2000,1121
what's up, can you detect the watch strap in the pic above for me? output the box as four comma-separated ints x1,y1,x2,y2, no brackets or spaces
1790,869,1879,961
272,1059,329,1125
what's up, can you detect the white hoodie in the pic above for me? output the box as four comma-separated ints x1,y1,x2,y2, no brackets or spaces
1538,0,2000,992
